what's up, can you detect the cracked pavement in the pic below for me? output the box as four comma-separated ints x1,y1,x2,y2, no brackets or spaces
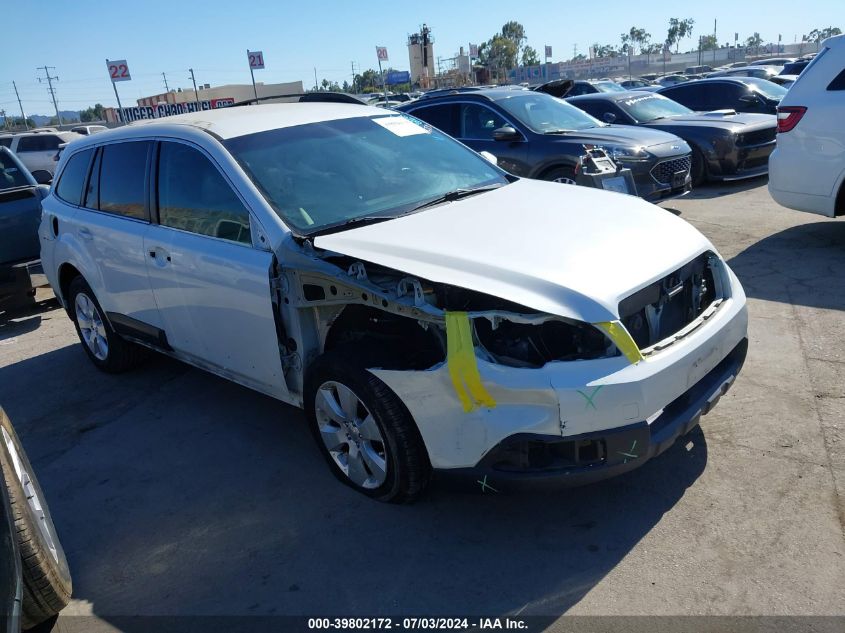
0,177,842,631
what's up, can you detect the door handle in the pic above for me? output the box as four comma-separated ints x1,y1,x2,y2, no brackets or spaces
78,227,93,240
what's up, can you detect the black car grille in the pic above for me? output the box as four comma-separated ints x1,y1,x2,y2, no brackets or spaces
620,252,719,349
650,156,692,185
737,127,776,147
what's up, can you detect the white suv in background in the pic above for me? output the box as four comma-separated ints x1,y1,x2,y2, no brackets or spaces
769,34,845,216
0,131,84,175
40,104,748,502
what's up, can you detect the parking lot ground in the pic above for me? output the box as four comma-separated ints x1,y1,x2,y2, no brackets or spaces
1,178,844,632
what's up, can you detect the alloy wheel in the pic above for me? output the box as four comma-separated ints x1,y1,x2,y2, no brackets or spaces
314,381,388,489
75,292,108,361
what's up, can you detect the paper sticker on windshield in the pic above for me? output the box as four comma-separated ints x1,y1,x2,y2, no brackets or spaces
372,116,429,137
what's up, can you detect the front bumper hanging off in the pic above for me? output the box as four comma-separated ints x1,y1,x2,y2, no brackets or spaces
434,337,747,493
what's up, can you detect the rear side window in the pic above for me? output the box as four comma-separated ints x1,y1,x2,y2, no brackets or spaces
96,142,151,220
828,69,845,91
407,104,458,136
55,149,93,205
16,135,61,152
0,138,12,148
156,142,251,245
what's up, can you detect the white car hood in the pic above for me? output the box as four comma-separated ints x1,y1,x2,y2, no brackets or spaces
314,179,713,323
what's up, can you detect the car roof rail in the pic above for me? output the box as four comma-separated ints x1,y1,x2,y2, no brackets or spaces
231,92,368,107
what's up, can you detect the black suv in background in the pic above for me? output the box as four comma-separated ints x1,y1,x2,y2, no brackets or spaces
658,77,787,115
398,88,693,201
568,91,777,185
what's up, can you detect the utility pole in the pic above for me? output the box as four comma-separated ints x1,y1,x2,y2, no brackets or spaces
314,67,318,91
573,44,577,60
189,68,200,107
351,61,356,92
12,81,28,130
37,66,62,126
714,19,718,63
162,72,170,92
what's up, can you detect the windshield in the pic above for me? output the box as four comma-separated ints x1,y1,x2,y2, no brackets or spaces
497,93,603,132
739,77,788,101
616,93,694,122
594,81,626,92
224,114,507,234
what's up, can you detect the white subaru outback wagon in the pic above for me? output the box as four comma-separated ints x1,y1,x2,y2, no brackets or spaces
40,103,748,502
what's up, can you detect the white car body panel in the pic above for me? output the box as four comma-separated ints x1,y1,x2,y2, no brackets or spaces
769,35,845,217
143,224,286,399
315,179,713,323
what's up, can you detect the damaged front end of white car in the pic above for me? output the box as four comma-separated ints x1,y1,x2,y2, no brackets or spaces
271,182,748,499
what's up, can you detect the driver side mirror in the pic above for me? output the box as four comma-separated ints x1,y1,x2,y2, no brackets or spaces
30,169,53,185
602,112,617,124
492,126,522,142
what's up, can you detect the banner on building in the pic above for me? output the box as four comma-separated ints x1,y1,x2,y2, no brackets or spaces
117,98,234,122
386,70,411,85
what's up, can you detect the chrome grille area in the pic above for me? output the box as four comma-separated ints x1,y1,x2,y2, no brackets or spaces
650,156,692,185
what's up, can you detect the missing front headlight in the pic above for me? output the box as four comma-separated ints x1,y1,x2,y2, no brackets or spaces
474,318,613,368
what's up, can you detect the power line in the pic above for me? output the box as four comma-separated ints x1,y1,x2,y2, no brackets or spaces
36,66,62,125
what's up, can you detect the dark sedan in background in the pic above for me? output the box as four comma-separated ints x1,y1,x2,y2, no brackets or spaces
399,88,693,201
567,91,777,184
657,77,787,115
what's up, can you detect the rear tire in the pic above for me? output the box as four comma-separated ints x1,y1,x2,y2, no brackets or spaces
0,408,71,629
67,276,149,373
304,349,431,503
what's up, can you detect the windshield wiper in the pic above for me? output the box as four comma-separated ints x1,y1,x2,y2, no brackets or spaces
544,129,576,134
408,184,504,212
308,215,394,237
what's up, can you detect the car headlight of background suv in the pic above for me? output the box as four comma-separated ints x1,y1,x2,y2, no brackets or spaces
597,145,652,162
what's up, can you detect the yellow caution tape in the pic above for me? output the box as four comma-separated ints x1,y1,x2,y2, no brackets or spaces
595,320,644,364
445,312,497,412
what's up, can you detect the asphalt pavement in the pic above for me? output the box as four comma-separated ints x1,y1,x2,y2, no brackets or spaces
0,177,842,632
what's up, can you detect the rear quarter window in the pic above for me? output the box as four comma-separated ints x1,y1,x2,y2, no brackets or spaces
828,68,845,91
55,149,93,206
96,142,151,220
0,138,12,148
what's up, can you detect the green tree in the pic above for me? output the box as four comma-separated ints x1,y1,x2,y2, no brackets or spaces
591,43,617,58
501,21,527,58
478,34,519,72
804,27,842,42
79,103,106,122
746,32,763,56
667,17,695,53
699,34,718,50
521,45,540,66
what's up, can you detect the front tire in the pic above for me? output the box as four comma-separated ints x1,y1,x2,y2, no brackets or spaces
304,350,431,503
67,276,148,373
541,165,577,185
0,408,71,629
690,148,707,187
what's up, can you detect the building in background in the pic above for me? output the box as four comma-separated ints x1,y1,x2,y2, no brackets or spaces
105,80,304,122
408,24,435,89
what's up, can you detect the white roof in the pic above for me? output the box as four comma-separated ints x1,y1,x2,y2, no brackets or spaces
128,103,387,139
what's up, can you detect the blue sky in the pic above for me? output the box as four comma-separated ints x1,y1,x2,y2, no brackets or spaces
1,0,840,115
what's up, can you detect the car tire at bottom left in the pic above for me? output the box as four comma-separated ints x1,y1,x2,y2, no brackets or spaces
0,408,71,630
